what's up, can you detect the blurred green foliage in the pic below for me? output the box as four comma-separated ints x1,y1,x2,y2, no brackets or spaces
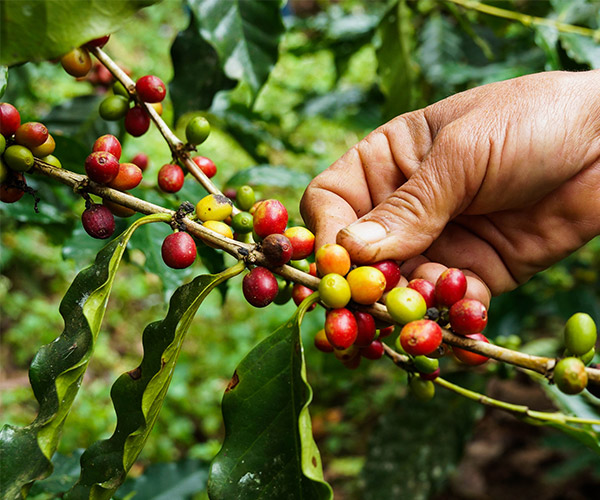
2,0,600,498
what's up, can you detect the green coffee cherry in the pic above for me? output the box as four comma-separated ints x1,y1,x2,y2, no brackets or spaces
0,134,5,155
4,145,34,172
0,157,8,183
290,259,311,274
237,185,256,211
186,116,210,145
318,273,351,309
385,287,427,325
565,347,596,366
195,194,233,222
41,154,62,169
554,357,588,394
413,355,439,374
99,95,130,121
231,211,253,234
113,81,130,98
564,312,597,356
409,377,435,401
394,335,407,355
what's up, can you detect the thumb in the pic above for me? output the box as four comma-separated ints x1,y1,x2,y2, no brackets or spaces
337,126,486,263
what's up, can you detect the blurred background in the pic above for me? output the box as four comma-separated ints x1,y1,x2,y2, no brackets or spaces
1,0,599,498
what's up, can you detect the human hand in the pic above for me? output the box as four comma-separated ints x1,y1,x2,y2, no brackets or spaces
300,71,600,306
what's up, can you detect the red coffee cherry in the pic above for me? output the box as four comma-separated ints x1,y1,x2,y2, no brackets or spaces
107,163,143,191
124,106,151,137
291,283,317,310
161,232,197,269
242,267,279,307
191,156,217,178
157,164,184,193
284,226,315,260
378,325,395,338
86,35,110,48
252,199,288,238
353,311,377,347
360,340,384,360
93,134,122,160
81,204,115,239
435,268,467,307
0,172,26,203
399,319,443,356
449,299,488,335
85,151,120,184
136,75,166,103
0,103,21,137
407,279,436,309
130,153,149,171
314,329,334,353
452,333,490,366
371,260,402,292
325,308,358,350
261,233,293,266
15,122,48,149
419,368,440,381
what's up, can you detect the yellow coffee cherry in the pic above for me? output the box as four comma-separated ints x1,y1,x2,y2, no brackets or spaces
196,194,233,222
203,220,233,240
346,266,386,305
318,273,351,309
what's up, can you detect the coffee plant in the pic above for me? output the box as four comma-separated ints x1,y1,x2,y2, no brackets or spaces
1,1,600,499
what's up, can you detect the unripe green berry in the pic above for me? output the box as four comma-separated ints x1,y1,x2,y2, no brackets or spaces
565,347,596,366
385,287,427,325
318,273,351,309
413,355,439,374
290,259,311,274
41,154,62,169
237,185,256,211
4,145,34,172
554,357,588,395
186,116,210,145
564,312,597,356
113,81,130,98
231,211,253,234
99,95,130,121
0,134,5,155
410,377,435,401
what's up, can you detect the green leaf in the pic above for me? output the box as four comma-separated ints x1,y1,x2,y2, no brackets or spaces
186,0,285,97
28,450,84,497
0,66,7,97
375,0,423,119
417,13,463,85
0,213,170,500
559,33,600,69
225,165,311,190
362,374,484,500
169,10,236,119
67,261,245,499
207,297,333,500
114,459,209,500
0,0,160,66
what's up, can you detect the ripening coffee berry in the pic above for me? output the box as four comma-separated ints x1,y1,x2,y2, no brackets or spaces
449,299,488,335
292,283,317,310
41,154,62,169
30,134,55,158
360,340,384,360
81,204,115,239
124,106,151,137
371,260,402,292
407,279,436,309
93,134,122,160
103,197,135,218
113,81,130,98
86,35,110,48
314,329,334,353
157,164,184,193
315,243,351,277
243,267,279,307
191,156,217,178
452,333,490,366
236,185,256,211
284,226,315,260
419,368,440,381
253,199,288,238
0,103,21,137
318,273,351,309
4,145,35,172
231,212,253,234
261,233,293,266
410,377,435,401
203,220,234,241
130,153,149,171
107,163,143,191
85,151,120,184
413,355,439,374
400,319,443,356
0,135,5,156
0,171,26,203
334,345,360,363
379,325,395,338
273,280,293,305
136,75,166,103
354,311,377,347
309,262,317,276
386,287,427,325
196,194,233,222
554,357,588,395
61,47,92,77
564,312,597,356
435,268,467,307
99,95,130,121
325,308,358,350
15,122,48,149
186,116,210,145
161,232,197,269
346,266,386,305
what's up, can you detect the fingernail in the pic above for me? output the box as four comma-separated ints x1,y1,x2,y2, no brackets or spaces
344,221,387,243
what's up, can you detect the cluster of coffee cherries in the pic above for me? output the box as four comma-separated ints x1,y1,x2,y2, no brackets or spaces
553,312,597,395
81,134,148,239
0,103,61,203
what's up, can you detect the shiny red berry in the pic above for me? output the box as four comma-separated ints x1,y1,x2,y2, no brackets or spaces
452,333,490,366
81,204,115,239
85,151,120,184
353,311,376,347
325,308,358,350
371,260,402,292
407,278,436,309
93,134,122,160
292,284,317,310
400,319,443,356
161,232,197,269
243,267,279,307
136,75,166,103
360,340,384,360
449,299,488,335
435,268,467,307
0,172,26,203
15,122,48,149
191,155,217,178
130,153,149,171
107,163,143,191
86,35,110,48
157,164,184,193
124,106,151,137
0,103,21,137
253,199,288,238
